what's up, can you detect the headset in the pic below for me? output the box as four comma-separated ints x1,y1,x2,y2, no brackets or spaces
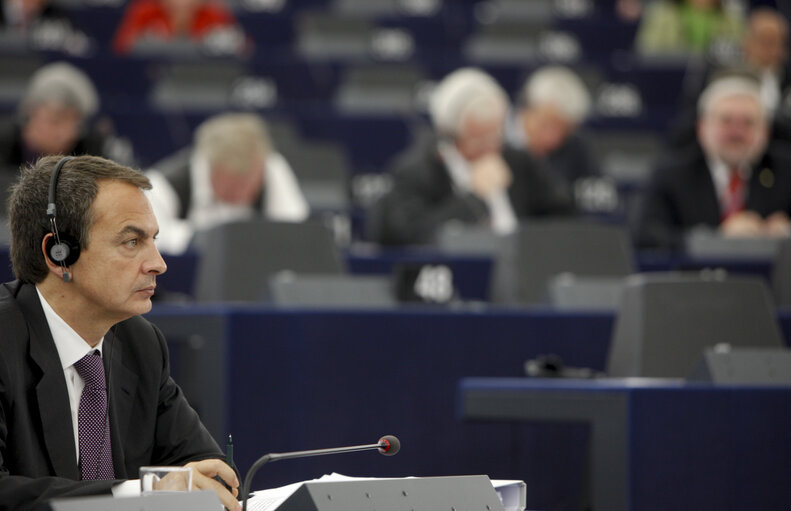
45,156,81,282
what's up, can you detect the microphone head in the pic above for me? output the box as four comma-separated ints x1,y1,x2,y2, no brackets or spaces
378,435,400,456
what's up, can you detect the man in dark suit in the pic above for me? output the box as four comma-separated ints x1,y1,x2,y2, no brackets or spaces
668,7,791,149
0,155,240,510
636,75,791,249
369,68,573,246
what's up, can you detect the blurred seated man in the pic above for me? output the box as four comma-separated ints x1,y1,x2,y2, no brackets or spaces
507,66,610,211
670,7,791,148
113,0,245,55
0,62,131,214
0,0,90,54
368,68,573,247
146,112,309,255
636,75,791,249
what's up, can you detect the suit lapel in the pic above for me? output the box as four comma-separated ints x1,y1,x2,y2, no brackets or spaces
698,157,723,225
104,326,138,478
17,284,80,480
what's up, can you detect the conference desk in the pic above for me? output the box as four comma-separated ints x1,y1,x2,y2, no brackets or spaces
145,305,791,511
146,305,614,508
459,377,791,511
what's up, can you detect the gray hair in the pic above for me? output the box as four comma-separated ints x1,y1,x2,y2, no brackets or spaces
697,75,765,118
20,62,99,119
523,66,591,124
194,112,272,175
429,68,508,138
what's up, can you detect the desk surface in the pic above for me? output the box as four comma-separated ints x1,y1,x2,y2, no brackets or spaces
459,377,791,511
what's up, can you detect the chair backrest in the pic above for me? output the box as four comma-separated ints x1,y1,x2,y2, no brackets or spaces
194,219,343,302
269,272,396,308
772,237,791,307
490,220,635,305
607,273,784,378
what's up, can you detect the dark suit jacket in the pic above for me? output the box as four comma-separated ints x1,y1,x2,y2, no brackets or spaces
0,121,111,218
368,138,574,246
635,143,791,249
0,281,222,511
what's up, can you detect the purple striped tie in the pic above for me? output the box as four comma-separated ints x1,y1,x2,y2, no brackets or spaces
73,351,115,480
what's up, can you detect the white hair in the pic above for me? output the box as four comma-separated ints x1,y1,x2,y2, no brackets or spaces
194,112,271,174
429,68,508,137
697,75,765,118
21,62,99,119
523,66,591,124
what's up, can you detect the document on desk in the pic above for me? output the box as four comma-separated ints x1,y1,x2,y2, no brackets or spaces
244,473,525,511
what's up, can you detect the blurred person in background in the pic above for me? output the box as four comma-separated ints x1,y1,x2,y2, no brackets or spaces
506,65,598,187
0,0,90,53
1,0,66,32
636,0,745,56
636,75,791,249
670,7,791,147
0,62,132,214
145,112,309,255
113,0,245,55
368,68,573,247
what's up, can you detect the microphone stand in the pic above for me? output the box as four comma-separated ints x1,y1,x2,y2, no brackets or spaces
241,437,399,511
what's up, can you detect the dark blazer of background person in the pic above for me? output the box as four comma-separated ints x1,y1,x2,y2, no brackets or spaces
369,137,574,246
0,121,112,216
635,142,791,249
0,280,222,510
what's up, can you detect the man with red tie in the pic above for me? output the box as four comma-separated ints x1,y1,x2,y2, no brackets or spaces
636,74,791,249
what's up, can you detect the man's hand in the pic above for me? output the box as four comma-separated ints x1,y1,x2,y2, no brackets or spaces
469,153,512,200
185,459,241,511
720,211,765,237
765,211,791,237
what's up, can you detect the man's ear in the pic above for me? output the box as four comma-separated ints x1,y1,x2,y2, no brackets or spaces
41,233,68,280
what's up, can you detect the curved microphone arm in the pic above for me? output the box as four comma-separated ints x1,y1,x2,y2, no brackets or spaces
241,436,400,511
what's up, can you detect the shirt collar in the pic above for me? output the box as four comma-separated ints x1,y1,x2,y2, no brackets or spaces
35,286,104,370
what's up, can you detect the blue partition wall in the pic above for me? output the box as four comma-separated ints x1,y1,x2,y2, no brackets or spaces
148,306,613,509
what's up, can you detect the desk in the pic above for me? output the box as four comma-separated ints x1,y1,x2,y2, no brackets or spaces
145,305,791,510
145,305,614,503
459,378,791,511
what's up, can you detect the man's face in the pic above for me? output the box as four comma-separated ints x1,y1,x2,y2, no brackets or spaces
67,180,167,324
521,103,575,157
209,160,264,205
455,112,505,162
22,102,82,156
698,94,768,167
744,15,788,72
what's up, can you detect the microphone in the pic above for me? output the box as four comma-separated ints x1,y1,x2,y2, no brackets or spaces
241,435,400,511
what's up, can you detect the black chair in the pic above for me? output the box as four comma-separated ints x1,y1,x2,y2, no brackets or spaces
193,219,343,302
489,220,634,305
607,273,784,378
269,272,396,308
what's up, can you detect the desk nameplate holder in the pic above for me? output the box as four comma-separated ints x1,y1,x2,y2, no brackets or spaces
49,476,504,511
278,475,504,511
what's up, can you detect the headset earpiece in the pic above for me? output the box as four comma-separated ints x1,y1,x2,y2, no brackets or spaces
45,156,80,279
45,233,81,266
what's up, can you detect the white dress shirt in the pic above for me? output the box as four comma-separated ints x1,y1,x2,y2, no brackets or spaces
146,151,310,254
706,155,751,213
35,287,139,496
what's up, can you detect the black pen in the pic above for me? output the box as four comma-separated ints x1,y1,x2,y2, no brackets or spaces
226,434,237,473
